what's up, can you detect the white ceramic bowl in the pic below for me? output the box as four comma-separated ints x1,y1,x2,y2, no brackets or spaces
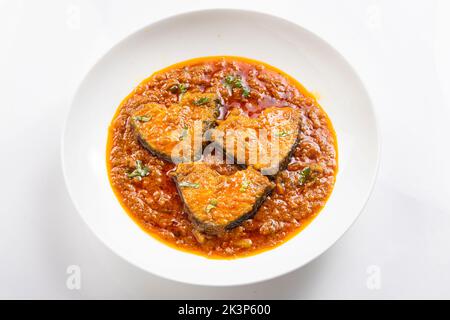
62,9,379,286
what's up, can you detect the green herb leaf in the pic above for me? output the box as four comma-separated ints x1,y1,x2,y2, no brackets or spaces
233,79,243,88
205,198,218,213
240,179,250,193
298,167,313,186
178,181,200,188
179,83,188,94
193,97,210,105
223,74,251,98
275,130,291,137
127,160,150,181
169,83,189,101
224,75,235,86
168,83,189,94
133,115,152,122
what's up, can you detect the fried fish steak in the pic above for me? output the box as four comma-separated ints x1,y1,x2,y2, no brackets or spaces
212,106,302,175
171,162,275,235
131,92,219,163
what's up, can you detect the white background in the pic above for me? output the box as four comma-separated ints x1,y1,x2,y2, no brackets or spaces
0,0,449,299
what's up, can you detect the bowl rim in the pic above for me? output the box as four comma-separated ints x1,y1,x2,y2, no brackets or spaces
60,8,381,287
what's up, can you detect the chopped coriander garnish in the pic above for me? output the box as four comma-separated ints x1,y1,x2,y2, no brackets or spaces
169,83,189,101
168,83,189,94
223,74,251,98
179,84,189,101
298,167,314,186
224,75,236,95
275,130,291,137
133,115,152,122
193,97,210,105
234,80,243,88
240,179,250,193
127,160,150,181
178,181,200,189
179,83,188,93
224,75,235,85
205,199,218,213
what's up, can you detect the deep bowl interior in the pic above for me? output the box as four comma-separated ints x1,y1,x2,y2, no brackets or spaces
62,9,379,286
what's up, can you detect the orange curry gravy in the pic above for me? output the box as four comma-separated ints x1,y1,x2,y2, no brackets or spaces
107,56,338,258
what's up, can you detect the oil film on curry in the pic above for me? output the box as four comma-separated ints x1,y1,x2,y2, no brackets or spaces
107,56,338,258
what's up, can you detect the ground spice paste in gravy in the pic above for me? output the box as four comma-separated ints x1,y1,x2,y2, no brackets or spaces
107,56,338,258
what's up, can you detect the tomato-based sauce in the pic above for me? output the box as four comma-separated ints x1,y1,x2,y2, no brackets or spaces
107,56,338,258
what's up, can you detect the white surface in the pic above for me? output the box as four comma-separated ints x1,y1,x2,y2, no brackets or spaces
0,0,449,298
62,9,379,286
